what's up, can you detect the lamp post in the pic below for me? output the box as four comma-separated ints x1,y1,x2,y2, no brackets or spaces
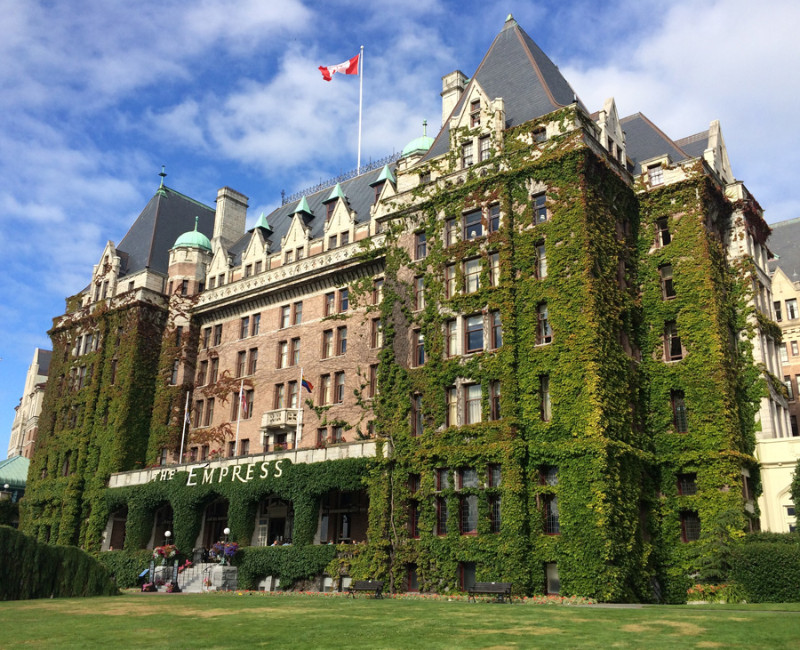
164,529,172,546
221,527,231,566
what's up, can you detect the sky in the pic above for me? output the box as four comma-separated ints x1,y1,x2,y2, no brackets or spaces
2,0,799,457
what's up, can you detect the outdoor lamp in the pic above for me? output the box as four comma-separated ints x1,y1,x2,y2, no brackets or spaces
164,530,171,546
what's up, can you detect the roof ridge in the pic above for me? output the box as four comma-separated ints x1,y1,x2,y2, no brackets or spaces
163,186,215,212
624,112,692,161
674,131,709,147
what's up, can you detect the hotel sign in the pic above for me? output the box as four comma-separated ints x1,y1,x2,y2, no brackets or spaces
151,459,288,487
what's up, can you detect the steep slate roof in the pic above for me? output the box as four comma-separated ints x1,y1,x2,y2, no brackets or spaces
675,131,709,160
620,113,692,174
116,186,215,276
424,17,584,162
232,164,393,262
0,456,30,490
768,217,800,280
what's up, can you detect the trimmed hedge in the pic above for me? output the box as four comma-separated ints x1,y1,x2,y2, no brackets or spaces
95,549,154,589
235,545,338,590
0,526,118,600
732,540,800,602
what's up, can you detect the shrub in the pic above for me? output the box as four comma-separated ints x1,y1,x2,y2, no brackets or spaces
731,541,800,602
95,549,154,588
235,545,338,590
0,526,118,600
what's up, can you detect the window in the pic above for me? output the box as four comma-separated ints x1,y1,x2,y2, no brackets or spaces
462,141,474,168
317,428,327,447
368,364,378,398
781,344,789,363
445,218,459,247
533,127,547,143
240,316,250,339
244,265,252,278
648,164,664,186
664,321,683,361
411,394,423,437
464,258,481,293
415,232,427,260
536,243,547,279
189,447,198,463
202,327,211,349
278,341,288,368
240,439,250,455
785,377,794,400
537,303,552,344
413,330,425,367
209,358,219,383
460,495,478,534
469,99,480,126
436,497,448,535
446,386,457,427
290,338,300,366
325,292,335,316
540,375,551,421
340,231,350,246
445,264,457,298
445,319,457,358
251,313,261,336
408,502,420,538
322,330,334,359
228,441,236,457
479,135,491,162
660,264,676,299
463,210,482,240
533,192,547,223
545,563,560,594
464,383,482,424
775,301,783,322
326,202,335,220
280,305,290,329
488,205,500,233
792,415,799,437
194,400,204,427
490,380,501,420
336,327,347,355
201,444,209,460
213,324,223,346
490,496,501,533
285,249,295,263
489,252,500,287
680,511,700,542
672,389,688,432
488,464,501,488
678,473,698,496
204,398,215,427
372,279,384,304
656,217,671,247
793,341,799,356
197,360,208,386
334,372,345,403
490,311,502,349
373,181,385,203
465,314,484,353
236,351,247,378
543,494,560,534
414,276,425,311
338,289,348,313
293,301,303,325
247,348,258,375
274,384,286,410
243,390,254,420
208,277,216,290
170,360,179,385
296,247,305,261
255,261,262,274
371,319,383,348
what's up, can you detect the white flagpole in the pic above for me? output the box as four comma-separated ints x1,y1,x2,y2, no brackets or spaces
178,390,190,463
296,368,304,449
234,379,243,455
357,45,364,174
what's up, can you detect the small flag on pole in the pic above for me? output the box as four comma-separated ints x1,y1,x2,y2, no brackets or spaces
301,374,314,393
319,53,359,81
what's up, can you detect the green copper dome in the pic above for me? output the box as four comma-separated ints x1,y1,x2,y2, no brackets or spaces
401,134,434,158
173,216,212,252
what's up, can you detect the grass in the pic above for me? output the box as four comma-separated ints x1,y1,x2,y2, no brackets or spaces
2,592,800,648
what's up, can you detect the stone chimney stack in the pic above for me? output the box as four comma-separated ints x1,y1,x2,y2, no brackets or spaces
213,187,249,250
441,70,468,126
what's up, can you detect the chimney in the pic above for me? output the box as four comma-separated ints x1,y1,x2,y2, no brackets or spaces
441,70,468,126
213,187,249,250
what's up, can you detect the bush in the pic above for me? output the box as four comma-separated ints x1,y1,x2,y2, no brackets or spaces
0,526,118,600
95,549,154,588
731,541,800,602
235,545,338,590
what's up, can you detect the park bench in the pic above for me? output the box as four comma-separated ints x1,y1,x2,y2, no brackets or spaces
468,582,513,603
347,580,384,599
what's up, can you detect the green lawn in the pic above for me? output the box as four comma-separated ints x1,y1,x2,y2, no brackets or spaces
2,593,800,648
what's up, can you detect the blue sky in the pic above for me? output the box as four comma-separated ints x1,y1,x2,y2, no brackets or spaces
2,0,799,456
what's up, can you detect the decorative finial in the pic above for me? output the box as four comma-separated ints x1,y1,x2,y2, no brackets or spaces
506,13,514,22
423,119,427,137
194,216,199,231
159,165,167,187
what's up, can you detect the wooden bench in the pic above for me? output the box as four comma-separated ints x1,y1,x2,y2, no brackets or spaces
468,582,513,603
347,580,384,599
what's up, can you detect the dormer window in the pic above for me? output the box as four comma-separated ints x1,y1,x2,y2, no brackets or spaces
327,202,335,220
470,99,481,127
373,181,385,203
647,164,664,186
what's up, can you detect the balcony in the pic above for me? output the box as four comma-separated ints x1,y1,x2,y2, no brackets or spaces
261,408,298,430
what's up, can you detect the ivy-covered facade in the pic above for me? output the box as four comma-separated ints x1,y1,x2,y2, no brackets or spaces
20,17,776,602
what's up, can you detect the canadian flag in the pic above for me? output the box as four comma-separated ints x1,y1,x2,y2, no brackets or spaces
319,53,359,81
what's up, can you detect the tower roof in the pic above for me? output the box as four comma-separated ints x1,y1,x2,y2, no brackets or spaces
424,17,584,161
173,216,212,252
